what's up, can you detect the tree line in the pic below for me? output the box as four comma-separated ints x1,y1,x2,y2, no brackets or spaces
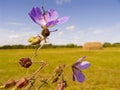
0,42,120,49
0,44,81,49
103,42,120,47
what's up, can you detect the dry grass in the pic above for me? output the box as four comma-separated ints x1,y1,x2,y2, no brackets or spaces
83,42,103,50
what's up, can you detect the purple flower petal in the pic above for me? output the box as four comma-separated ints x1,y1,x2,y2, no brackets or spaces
36,17,47,26
29,7,42,20
29,7,47,26
72,56,87,67
57,16,70,24
33,7,42,18
46,20,58,27
74,70,85,83
45,9,59,22
77,61,90,70
29,7,69,27
29,13,37,23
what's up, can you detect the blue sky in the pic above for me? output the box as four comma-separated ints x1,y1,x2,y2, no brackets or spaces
0,0,120,46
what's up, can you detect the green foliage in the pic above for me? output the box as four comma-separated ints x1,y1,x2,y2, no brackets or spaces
66,44,77,48
103,42,112,47
103,42,120,47
0,44,80,49
0,48,120,90
0,45,36,49
112,42,120,47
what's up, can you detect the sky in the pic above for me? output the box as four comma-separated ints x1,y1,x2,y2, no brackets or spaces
0,0,120,46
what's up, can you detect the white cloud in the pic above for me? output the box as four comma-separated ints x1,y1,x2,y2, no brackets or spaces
87,28,104,34
1,23,120,46
79,27,108,35
0,26,37,46
65,25,75,31
92,29,103,34
72,36,81,45
56,0,72,5
58,31,64,36
9,34,20,39
5,22,25,26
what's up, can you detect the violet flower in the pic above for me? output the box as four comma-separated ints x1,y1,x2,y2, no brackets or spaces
72,56,90,83
29,7,69,29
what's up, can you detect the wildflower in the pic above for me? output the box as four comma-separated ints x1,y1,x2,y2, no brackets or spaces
72,56,90,83
19,58,32,68
29,6,69,39
29,6,69,29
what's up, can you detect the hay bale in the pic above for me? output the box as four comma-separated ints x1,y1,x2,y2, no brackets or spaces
83,42,103,50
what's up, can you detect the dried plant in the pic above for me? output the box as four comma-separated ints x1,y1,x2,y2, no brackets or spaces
0,5,90,90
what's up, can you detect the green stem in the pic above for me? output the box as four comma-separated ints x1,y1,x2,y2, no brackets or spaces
28,62,47,80
31,43,45,60
25,63,47,90
25,68,29,76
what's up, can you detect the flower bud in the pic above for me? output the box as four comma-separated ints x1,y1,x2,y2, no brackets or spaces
28,36,41,45
15,77,28,89
28,36,35,42
19,58,32,68
57,82,65,90
41,29,50,38
1,79,16,88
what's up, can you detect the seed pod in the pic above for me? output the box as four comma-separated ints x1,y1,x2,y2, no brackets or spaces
52,77,59,83
19,58,32,68
1,79,16,88
15,77,28,89
41,29,50,38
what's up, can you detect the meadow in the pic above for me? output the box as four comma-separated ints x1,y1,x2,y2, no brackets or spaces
0,47,120,90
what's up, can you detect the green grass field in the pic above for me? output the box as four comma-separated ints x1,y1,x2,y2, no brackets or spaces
0,47,120,90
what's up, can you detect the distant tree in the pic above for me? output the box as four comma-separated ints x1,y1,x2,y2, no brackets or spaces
43,44,53,48
103,42,112,47
112,42,120,47
0,45,11,49
66,44,77,48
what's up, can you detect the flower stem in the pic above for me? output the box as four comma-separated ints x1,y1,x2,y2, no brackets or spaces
28,62,47,80
25,62,47,90
31,43,45,60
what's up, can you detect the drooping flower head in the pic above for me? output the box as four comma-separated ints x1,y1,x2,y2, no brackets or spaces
72,56,90,83
29,6,69,29
29,6,69,39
